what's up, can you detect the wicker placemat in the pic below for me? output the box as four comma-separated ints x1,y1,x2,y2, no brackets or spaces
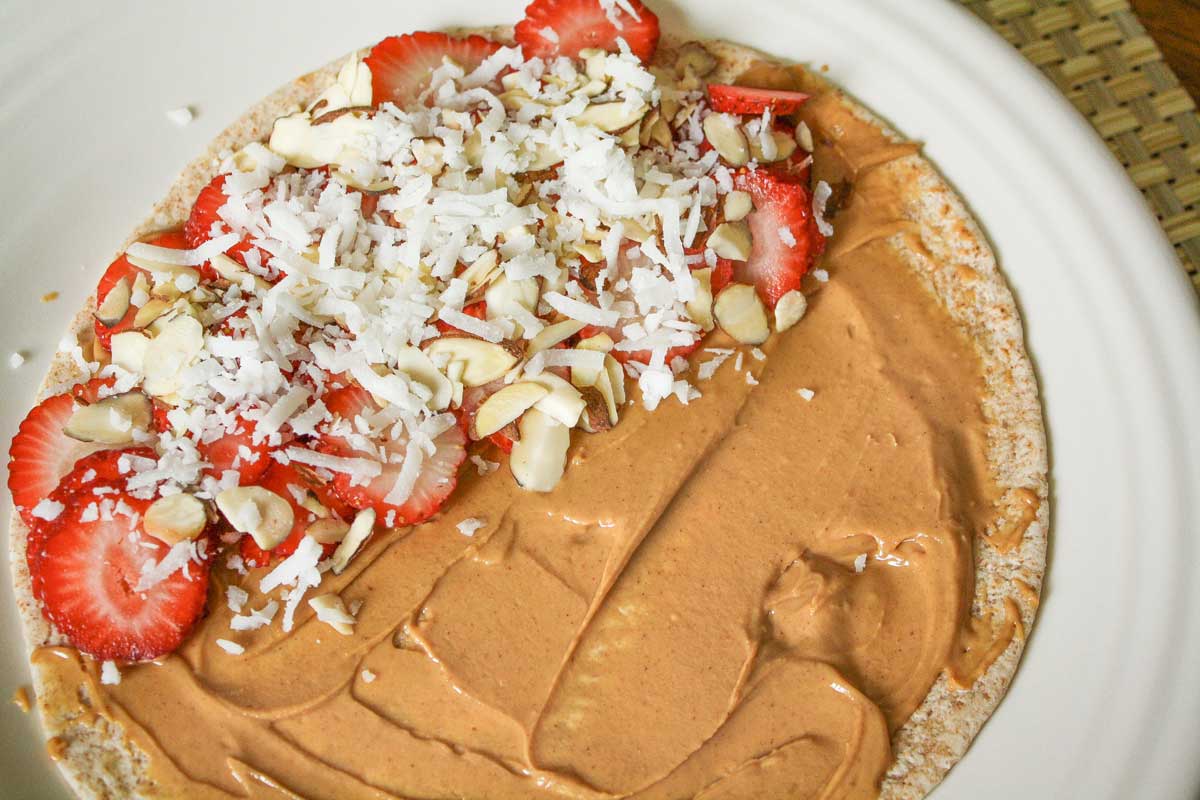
961,0,1200,294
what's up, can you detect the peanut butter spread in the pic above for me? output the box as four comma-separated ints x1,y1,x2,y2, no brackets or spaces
31,69,1013,799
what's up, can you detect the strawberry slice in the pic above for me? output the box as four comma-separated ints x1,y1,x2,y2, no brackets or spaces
183,174,266,278
93,231,189,348
7,381,116,526
707,84,810,115
25,449,158,582
319,386,467,525
731,167,826,308
515,0,659,63
32,486,210,661
197,417,272,485
365,32,501,109
515,0,660,63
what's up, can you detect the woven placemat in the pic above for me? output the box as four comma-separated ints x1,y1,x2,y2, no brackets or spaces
961,0,1200,294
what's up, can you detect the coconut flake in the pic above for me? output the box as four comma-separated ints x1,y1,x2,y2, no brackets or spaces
216,639,245,655
456,517,487,537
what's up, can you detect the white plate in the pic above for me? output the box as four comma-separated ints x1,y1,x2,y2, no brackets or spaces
2,1,1199,797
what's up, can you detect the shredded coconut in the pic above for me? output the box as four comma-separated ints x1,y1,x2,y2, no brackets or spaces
215,638,245,655
456,517,487,537
100,661,121,685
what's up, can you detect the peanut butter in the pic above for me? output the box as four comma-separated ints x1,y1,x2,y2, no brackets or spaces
31,68,1012,799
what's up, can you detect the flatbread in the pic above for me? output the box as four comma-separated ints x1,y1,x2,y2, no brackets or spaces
8,27,1048,800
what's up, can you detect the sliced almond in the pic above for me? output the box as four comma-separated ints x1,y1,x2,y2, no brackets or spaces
702,114,749,167
571,334,615,388
526,140,562,171
422,338,518,387
749,130,798,163
617,122,641,148
474,382,549,439
591,367,620,425
773,289,808,332
572,241,604,263
216,486,295,551
209,253,271,292
574,101,648,133
110,331,150,374
510,408,571,493
724,190,753,222
638,109,660,147
393,346,453,411
686,267,716,332
582,48,607,81
64,392,152,444
133,298,172,330
485,275,540,337
143,493,207,546
577,332,615,352
623,218,653,243
577,78,608,98
306,518,350,545
605,354,626,406
94,278,131,327
577,386,613,433
528,372,587,427
649,116,673,151
331,507,376,575
459,250,502,294
446,359,467,409
124,255,202,292
528,319,586,355
307,594,356,635
142,315,204,397
300,492,331,520
796,121,814,153
708,221,753,261
714,283,770,345
675,42,717,80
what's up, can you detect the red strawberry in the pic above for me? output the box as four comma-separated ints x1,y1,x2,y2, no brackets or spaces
515,0,660,63
197,417,272,485
93,231,189,348
365,32,501,109
8,390,98,526
25,449,157,581
238,535,272,569
183,174,266,278
32,487,210,662
252,462,342,562
319,386,466,525
731,167,826,308
707,84,810,116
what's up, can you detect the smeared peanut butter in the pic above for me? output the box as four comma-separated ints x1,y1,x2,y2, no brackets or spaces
30,64,1017,799
11,685,31,713
986,487,1041,553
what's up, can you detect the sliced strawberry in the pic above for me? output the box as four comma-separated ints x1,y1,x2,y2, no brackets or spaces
319,386,466,525
515,0,660,63
93,231,189,348
256,462,340,561
707,84,810,116
238,535,272,569
365,32,501,109
9,392,94,526
25,449,158,581
197,417,272,485
183,174,265,279
731,167,826,308
33,486,210,662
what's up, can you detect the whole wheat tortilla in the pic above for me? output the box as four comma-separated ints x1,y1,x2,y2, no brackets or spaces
9,27,1048,800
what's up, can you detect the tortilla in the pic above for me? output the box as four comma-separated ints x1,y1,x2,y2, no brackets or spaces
8,27,1048,800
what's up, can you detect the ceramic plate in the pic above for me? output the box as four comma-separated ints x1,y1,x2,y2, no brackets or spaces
1,1,1198,797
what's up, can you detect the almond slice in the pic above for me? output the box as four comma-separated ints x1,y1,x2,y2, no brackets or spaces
331,507,376,575
591,365,620,425
702,114,749,167
459,250,502,294
485,275,540,337
300,493,331,520
528,319,586,355
774,289,808,332
714,283,770,345
394,346,453,411
474,382,549,439
216,486,295,551
748,130,798,163
64,392,152,445
142,315,205,397
510,408,571,493
574,101,648,133
422,338,518,387
94,278,131,328
209,253,271,292
143,493,208,546
708,221,753,261
724,190,753,222
124,255,202,292
306,518,350,544
605,354,626,406
133,298,172,330
110,331,150,374
308,594,356,635
686,267,716,332
571,333,615,388
528,372,587,427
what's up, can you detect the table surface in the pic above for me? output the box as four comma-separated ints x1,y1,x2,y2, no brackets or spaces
1132,0,1200,100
